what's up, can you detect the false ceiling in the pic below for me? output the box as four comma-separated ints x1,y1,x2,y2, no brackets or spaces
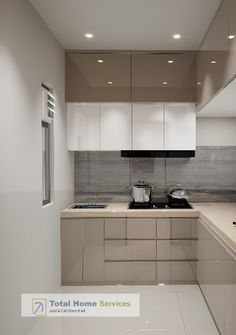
30,0,221,50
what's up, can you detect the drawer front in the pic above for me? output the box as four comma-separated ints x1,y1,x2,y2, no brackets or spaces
104,262,126,282
126,240,156,260
105,218,126,238
105,240,126,260
127,218,156,238
171,218,196,239
157,218,171,239
156,261,196,283
126,262,156,282
157,240,197,261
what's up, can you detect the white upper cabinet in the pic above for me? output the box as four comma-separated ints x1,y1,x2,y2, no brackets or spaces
164,103,196,150
132,103,164,150
67,103,99,150
100,103,131,150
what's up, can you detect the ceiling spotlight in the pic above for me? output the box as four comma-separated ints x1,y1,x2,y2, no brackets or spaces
228,35,235,40
173,34,181,39
168,60,174,63
211,60,216,64
97,59,104,63
162,81,168,85
84,33,94,39
108,81,113,85
197,82,202,85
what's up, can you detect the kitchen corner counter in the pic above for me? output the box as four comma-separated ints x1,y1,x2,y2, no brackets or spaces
61,202,236,253
193,202,236,253
61,202,200,218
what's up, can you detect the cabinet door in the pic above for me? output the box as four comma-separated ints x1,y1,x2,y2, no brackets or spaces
164,103,196,150
132,103,164,150
226,0,236,82
66,53,131,102
132,53,196,102
197,0,229,109
83,219,104,282
67,103,99,150
100,103,131,150
61,219,83,284
127,218,156,239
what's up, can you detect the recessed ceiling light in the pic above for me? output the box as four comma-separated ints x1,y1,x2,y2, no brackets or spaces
168,60,174,63
197,82,202,85
108,81,113,85
173,34,181,39
158,283,165,286
228,35,235,40
97,59,104,63
84,33,94,39
162,81,168,85
211,60,216,64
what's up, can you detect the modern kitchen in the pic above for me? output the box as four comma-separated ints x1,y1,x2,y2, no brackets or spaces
1,0,236,334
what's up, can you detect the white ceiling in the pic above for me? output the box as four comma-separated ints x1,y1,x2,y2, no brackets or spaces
30,0,221,50
198,78,236,117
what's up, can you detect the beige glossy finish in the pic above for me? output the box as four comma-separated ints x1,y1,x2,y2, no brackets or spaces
82,218,104,282
66,53,131,102
156,261,196,283
157,218,171,239
126,240,156,260
104,240,126,260
126,218,156,238
226,0,236,82
104,218,126,238
157,240,197,261
197,0,230,109
104,262,126,282
61,219,83,284
197,219,236,335
132,53,197,102
126,261,156,282
171,218,197,239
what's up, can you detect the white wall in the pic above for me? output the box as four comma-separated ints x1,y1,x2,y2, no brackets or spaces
196,117,236,146
0,1,74,334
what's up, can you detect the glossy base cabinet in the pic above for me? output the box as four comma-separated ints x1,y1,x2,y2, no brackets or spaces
67,102,196,151
61,217,197,284
197,219,236,335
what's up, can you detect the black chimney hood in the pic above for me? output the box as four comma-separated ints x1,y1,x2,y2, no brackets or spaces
121,150,195,158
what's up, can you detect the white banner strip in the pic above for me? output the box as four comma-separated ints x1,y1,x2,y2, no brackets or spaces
21,293,140,317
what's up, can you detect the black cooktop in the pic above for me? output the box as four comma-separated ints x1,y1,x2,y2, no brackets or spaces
128,198,192,209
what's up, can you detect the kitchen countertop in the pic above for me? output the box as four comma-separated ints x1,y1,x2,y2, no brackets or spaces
61,202,236,253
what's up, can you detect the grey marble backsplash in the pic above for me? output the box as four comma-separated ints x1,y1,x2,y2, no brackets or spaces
75,147,236,202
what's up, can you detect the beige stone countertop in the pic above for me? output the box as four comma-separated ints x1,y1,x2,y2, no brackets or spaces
61,202,236,252
61,202,200,218
194,202,236,253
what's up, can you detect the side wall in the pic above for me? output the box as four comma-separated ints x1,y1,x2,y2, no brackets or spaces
0,1,74,334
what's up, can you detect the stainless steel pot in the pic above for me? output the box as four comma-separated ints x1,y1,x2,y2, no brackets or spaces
131,181,152,203
168,184,189,200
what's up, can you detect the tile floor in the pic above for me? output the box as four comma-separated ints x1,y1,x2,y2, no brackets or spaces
28,285,219,335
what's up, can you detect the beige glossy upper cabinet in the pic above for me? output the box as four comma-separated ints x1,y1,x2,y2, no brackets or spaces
132,103,164,150
66,53,131,102
197,0,229,109
100,103,131,150
225,0,236,82
132,53,197,102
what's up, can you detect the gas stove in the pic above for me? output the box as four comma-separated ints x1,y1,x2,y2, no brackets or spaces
128,197,192,209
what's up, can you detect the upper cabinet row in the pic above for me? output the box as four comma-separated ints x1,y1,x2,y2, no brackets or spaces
66,52,197,103
197,0,236,109
67,103,196,151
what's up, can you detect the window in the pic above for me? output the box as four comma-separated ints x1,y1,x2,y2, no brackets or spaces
42,85,55,206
